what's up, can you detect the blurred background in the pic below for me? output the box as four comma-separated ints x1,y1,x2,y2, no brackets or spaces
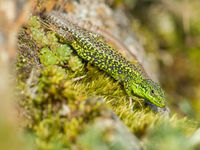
0,0,200,149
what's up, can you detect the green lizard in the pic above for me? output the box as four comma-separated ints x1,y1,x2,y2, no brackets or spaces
41,11,167,109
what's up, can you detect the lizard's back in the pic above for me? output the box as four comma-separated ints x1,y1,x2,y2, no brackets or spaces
41,11,148,81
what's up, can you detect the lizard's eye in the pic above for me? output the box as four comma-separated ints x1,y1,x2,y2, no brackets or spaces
151,90,155,95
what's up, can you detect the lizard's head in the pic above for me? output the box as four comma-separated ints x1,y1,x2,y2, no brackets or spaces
131,79,166,108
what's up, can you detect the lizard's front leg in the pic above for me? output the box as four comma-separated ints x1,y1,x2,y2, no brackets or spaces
123,80,135,110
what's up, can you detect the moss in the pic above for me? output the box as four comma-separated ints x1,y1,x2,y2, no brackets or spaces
68,55,84,71
18,65,110,149
53,44,72,65
39,47,59,66
16,14,198,150
28,16,41,28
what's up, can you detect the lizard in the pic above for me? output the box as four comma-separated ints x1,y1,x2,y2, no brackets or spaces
40,11,168,111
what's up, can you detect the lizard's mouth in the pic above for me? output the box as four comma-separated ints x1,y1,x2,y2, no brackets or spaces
144,99,165,108
144,100,170,115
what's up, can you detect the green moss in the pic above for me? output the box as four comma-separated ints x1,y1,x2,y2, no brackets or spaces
46,32,58,45
16,15,198,150
68,55,84,71
16,54,29,71
52,44,72,65
35,117,67,150
28,16,41,28
29,27,47,46
39,47,59,66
